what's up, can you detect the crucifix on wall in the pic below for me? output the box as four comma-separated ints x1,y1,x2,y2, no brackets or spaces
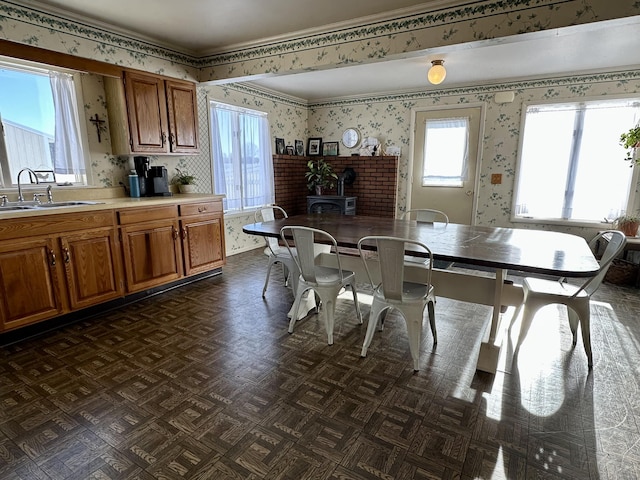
89,113,106,142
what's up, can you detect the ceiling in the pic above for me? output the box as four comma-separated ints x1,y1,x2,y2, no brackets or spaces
18,1,640,101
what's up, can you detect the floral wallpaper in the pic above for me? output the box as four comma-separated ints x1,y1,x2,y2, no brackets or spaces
308,72,640,236
0,0,639,256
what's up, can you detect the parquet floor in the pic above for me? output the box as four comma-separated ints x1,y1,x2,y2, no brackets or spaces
1,249,639,479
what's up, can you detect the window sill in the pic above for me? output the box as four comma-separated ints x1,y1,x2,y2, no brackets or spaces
511,216,614,229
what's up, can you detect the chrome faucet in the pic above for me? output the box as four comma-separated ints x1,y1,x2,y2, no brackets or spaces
46,185,54,203
17,168,39,202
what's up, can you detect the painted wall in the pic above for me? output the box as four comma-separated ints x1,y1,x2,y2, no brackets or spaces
308,74,640,237
1,0,639,255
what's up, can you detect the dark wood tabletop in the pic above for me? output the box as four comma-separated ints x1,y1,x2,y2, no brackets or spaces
243,214,600,278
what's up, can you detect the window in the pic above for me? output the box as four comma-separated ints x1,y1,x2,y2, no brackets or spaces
0,60,87,185
514,99,639,223
422,117,469,187
209,101,274,212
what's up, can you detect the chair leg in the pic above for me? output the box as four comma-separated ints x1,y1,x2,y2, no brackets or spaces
514,299,544,352
349,284,363,324
567,306,579,346
427,300,437,344
404,313,422,371
289,285,310,334
571,301,593,368
322,296,336,345
361,301,385,357
262,259,275,297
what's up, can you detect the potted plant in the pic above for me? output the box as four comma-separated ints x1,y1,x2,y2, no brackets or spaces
305,158,338,195
615,213,640,237
171,168,197,193
619,124,640,164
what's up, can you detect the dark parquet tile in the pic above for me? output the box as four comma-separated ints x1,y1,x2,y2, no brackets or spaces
1,248,639,478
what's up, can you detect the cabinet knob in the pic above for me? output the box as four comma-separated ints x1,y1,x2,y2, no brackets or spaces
49,249,56,266
169,132,176,146
198,207,206,213
63,247,70,264
182,227,187,238
161,132,167,146
172,226,178,240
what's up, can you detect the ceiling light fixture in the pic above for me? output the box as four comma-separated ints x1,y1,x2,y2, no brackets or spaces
427,59,446,85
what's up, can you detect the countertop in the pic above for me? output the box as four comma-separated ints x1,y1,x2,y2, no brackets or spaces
0,193,224,220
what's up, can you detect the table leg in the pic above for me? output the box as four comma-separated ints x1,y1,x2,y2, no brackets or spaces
476,268,506,374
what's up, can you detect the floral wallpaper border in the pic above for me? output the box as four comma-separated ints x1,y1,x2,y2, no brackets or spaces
2,0,637,84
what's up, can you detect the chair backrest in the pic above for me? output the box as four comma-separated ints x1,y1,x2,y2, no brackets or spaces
255,205,288,253
580,230,627,295
280,226,342,284
358,235,433,301
402,209,449,225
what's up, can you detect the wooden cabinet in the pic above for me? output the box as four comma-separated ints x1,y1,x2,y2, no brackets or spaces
0,212,122,332
62,227,123,310
0,198,225,333
118,206,183,293
105,70,199,155
179,201,226,275
0,237,66,331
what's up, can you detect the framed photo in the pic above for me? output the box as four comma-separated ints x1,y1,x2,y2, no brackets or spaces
295,139,304,156
286,145,294,155
275,137,285,155
322,141,339,156
307,137,322,156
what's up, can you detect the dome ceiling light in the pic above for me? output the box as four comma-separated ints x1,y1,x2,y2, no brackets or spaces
427,59,446,85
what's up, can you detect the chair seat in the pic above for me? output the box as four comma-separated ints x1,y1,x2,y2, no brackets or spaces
523,277,589,299
375,281,433,303
312,266,355,285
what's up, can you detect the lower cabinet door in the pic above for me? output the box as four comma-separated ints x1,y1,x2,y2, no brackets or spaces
61,227,124,310
0,237,66,331
181,215,226,275
120,220,182,292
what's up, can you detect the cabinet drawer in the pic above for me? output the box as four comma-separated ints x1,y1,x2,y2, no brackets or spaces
118,205,178,225
179,201,222,217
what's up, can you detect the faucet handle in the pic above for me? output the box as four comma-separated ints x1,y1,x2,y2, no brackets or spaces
0,195,7,206
33,193,46,204
46,185,54,203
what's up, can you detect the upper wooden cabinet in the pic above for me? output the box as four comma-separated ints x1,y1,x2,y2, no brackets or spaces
105,70,199,155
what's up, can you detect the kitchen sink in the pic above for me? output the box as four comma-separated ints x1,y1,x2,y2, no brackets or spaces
0,200,103,212
35,201,103,208
0,205,37,211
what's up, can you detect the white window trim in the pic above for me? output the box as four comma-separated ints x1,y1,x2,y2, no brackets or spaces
511,94,640,228
0,58,91,187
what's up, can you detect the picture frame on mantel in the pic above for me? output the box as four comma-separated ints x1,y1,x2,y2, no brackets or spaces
307,137,322,156
275,137,285,155
295,139,304,156
322,141,339,156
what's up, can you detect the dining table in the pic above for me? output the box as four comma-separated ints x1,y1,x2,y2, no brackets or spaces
243,214,600,373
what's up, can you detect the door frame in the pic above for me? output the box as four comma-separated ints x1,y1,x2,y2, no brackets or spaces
407,102,486,225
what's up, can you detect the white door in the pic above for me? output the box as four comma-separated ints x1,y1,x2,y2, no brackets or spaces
410,106,482,224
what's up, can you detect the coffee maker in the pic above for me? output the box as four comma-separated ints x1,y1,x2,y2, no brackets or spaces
133,156,172,197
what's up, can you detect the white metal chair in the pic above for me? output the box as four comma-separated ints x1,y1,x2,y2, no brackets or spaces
402,209,449,225
280,226,362,344
402,209,449,268
254,205,296,297
357,235,437,371
512,230,626,368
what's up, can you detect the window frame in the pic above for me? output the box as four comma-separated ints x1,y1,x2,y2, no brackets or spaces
511,94,640,228
0,58,90,187
208,99,274,214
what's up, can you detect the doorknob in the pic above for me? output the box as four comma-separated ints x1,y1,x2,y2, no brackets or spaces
465,190,474,196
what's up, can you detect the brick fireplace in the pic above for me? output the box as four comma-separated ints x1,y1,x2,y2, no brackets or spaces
273,154,398,217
